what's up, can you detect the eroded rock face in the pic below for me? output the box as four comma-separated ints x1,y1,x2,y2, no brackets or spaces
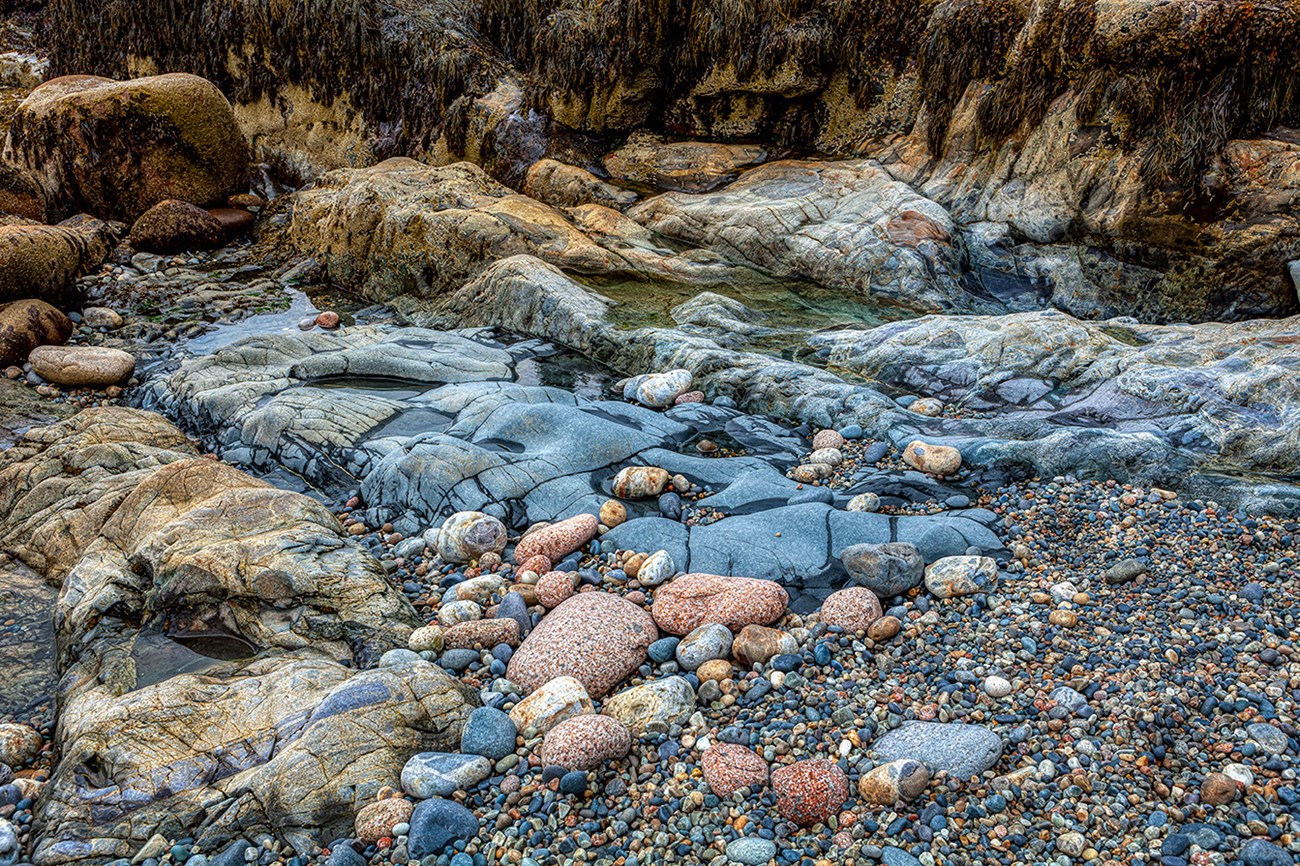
5,73,250,221
0,409,473,865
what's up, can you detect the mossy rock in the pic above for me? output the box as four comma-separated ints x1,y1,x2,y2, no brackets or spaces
4,72,250,221
0,299,72,366
0,217,117,307
129,198,225,253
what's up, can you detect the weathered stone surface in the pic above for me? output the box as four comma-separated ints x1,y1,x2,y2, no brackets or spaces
129,199,225,252
442,618,519,650
507,592,656,698
873,722,1003,779
28,345,135,387
355,798,413,844
601,677,696,736
651,573,788,636
840,543,924,598
771,759,849,827
924,556,998,598
604,133,767,193
522,159,637,210
857,759,930,805
6,73,250,221
902,440,963,476
674,623,732,671
731,625,797,668
0,219,116,307
514,514,599,564
0,300,71,366
539,713,631,771
437,511,508,563
818,588,883,633
701,743,769,797
611,466,670,499
0,408,474,864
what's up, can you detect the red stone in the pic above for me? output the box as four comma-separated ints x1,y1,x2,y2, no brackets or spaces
772,759,849,826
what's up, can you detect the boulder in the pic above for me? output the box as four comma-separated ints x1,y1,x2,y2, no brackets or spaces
0,163,47,221
400,752,492,799
506,592,657,698
437,511,508,563
650,573,788,636
601,677,696,736
0,218,116,306
0,299,71,366
540,713,631,771
407,797,479,859
701,743,769,797
771,759,849,827
522,158,637,209
508,675,593,734
6,73,250,221
840,542,925,598
872,722,1003,779
604,133,767,193
28,344,135,387
818,587,884,633
129,199,225,252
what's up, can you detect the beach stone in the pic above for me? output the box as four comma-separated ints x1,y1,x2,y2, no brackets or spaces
535,571,575,608
726,838,777,866
1239,840,1292,866
806,447,843,466
868,616,901,641
840,542,924,598
0,299,71,366
873,722,1003,779
129,199,224,252
355,798,414,843
924,555,998,598
460,707,516,761
790,462,831,483
0,725,40,766
909,397,943,416
540,714,631,771
601,676,696,735
508,676,593,734
732,624,797,667
651,573,788,635
902,440,962,476
1056,832,1086,857
599,499,626,528
507,592,656,697
702,743,770,797
0,219,115,307
633,368,692,408
812,430,845,450
496,591,531,637
400,752,492,798
611,466,670,499
444,574,506,606
437,600,482,626
1104,557,1148,584
407,797,479,859
636,549,675,587
1201,772,1239,805
1049,685,1088,716
514,513,599,563
983,676,1012,698
437,511,507,563
857,758,930,805
819,587,883,633
771,759,849,826
847,492,880,512
27,344,134,387
1245,723,1289,755
696,659,733,681
81,306,122,329
442,618,519,650
675,623,733,670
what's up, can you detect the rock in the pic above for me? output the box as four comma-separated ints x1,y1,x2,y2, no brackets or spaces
601,677,696,736
604,133,766,193
445,575,506,606
437,600,483,626
28,344,135,387
702,742,770,797
790,463,831,483
437,511,508,563
7,73,249,220
315,310,341,329
1056,832,1086,858
507,592,657,698
1049,685,1088,716
209,206,255,236
508,676,593,734
81,306,123,329
1200,772,1239,805
1239,839,1293,866
1104,557,1148,584
611,466,671,499
674,623,733,671
0,299,71,366
540,714,631,771
400,752,492,798
522,158,637,210
806,447,843,466
840,542,925,598
129,199,225,252
459,707,517,761
725,838,777,866
535,571,575,608
847,492,881,512
0,219,116,306
868,616,901,641
0,725,40,766
873,722,1003,779
857,759,930,805
354,798,413,843
1245,722,1289,755
0,163,46,221
731,624,797,667
636,549,675,587
909,397,943,416
818,587,883,633
771,759,849,827
495,591,531,639
696,659,732,682
924,555,998,598
514,513,599,563
599,499,627,528
902,440,962,476
651,573,788,636
631,368,693,408
442,618,519,650
406,797,479,859
812,430,846,450
983,676,1012,698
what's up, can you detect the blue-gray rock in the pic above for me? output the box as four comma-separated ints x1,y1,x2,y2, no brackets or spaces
1049,686,1088,717
675,623,733,671
407,797,480,859
880,847,922,866
649,637,680,664
495,591,531,638
325,844,365,866
873,722,1003,779
401,752,492,798
460,706,517,761
1245,723,1289,755
1240,839,1292,866
439,649,480,672
559,770,588,796
839,542,924,598
726,838,777,865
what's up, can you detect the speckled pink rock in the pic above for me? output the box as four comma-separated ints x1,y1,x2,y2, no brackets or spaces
507,592,657,697
354,797,413,842
812,429,845,450
515,514,598,563
819,587,883,633
701,742,770,796
517,553,552,575
651,573,788,636
674,391,705,404
540,713,631,771
442,618,520,649
536,571,575,608
772,758,849,826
